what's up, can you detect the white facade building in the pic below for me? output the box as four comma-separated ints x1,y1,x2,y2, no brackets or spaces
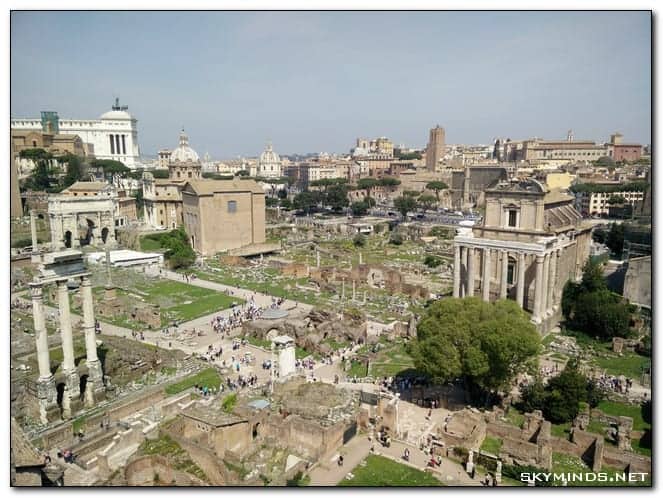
11,98,142,168
258,142,282,178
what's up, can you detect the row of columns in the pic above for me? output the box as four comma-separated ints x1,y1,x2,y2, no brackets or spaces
30,275,103,424
452,244,561,324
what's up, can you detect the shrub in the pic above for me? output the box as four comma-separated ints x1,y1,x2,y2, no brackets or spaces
389,232,404,245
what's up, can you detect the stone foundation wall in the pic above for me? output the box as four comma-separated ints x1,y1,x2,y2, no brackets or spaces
125,455,205,486
164,429,230,486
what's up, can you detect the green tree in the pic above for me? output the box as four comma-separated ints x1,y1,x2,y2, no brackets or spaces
605,223,625,257
423,255,443,268
388,231,403,245
20,148,54,191
357,178,379,199
572,289,631,339
353,233,366,247
60,154,84,188
520,379,547,413
426,181,448,202
293,191,322,214
393,195,418,220
236,170,250,176
364,196,376,208
409,298,540,393
418,194,437,212
90,159,130,180
379,177,401,187
351,201,369,216
277,189,288,200
325,183,349,212
280,198,293,209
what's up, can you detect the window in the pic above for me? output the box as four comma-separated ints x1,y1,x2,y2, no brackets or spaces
508,210,518,227
227,200,237,213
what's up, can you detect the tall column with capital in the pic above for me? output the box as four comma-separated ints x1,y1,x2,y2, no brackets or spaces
533,255,545,323
81,275,103,407
550,250,560,311
482,248,492,302
500,251,508,299
58,279,80,418
541,254,551,317
453,244,461,298
467,247,475,297
30,283,58,423
516,253,526,308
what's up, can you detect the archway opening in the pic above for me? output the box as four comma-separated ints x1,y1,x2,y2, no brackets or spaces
252,422,260,439
81,219,95,246
56,382,65,408
79,374,89,402
64,230,72,248
101,227,109,244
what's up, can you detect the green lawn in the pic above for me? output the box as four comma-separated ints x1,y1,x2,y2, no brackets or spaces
96,279,243,329
164,367,221,395
139,434,208,482
594,352,650,380
597,400,649,431
550,422,572,439
551,453,650,487
339,455,443,487
480,436,502,455
504,409,525,429
348,360,368,378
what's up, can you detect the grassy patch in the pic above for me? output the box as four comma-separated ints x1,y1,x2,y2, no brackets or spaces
246,336,272,349
480,436,502,455
504,409,525,429
594,352,650,380
72,416,86,434
339,455,443,486
597,400,649,431
139,434,207,482
348,360,368,378
221,393,237,413
550,422,572,439
552,453,649,486
165,368,221,395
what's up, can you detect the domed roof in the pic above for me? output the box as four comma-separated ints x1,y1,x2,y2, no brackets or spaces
259,141,280,164
100,110,132,120
170,130,200,164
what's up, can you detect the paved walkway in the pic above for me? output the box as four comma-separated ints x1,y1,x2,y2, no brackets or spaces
308,432,482,486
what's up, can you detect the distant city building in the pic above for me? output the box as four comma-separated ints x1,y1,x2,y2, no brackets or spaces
11,98,142,168
258,142,282,178
351,136,394,159
425,125,446,171
606,133,643,163
143,130,201,229
157,149,172,169
11,129,87,176
573,185,645,216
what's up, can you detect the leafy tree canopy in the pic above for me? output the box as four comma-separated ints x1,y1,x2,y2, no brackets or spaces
409,298,540,391
393,195,418,219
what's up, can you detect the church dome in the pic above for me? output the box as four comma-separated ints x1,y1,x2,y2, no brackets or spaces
170,130,200,164
259,142,280,165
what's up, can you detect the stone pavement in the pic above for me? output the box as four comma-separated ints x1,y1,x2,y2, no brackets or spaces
308,431,482,486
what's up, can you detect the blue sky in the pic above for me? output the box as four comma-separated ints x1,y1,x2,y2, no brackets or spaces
11,11,651,158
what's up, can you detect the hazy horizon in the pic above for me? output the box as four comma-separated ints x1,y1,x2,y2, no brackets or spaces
11,11,651,158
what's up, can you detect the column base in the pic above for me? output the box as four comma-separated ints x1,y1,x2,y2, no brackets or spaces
86,359,104,386
37,375,60,425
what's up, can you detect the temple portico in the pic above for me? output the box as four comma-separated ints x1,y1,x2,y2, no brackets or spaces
452,179,592,332
29,250,105,424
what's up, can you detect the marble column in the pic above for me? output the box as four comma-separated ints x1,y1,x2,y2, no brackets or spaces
58,279,80,418
516,253,525,308
352,280,356,301
500,250,508,299
533,255,545,323
550,250,560,311
30,210,38,251
482,248,492,302
81,275,102,407
453,244,461,298
541,254,551,317
461,246,468,297
467,247,475,297
30,283,58,423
